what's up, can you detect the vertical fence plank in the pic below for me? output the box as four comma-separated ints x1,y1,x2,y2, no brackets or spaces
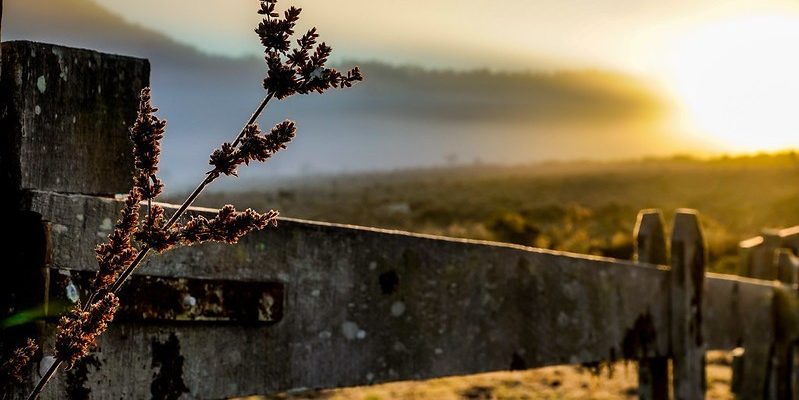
754,231,782,280
777,249,799,285
775,249,799,400
634,209,669,400
739,236,765,278
735,234,774,398
736,228,799,398
670,209,707,400
781,227,799,253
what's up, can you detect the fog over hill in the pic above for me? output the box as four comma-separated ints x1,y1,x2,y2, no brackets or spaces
2,0,695,191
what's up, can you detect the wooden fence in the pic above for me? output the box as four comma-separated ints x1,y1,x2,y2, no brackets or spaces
2,40,799,399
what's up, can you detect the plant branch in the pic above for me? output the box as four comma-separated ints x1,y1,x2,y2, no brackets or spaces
164,92,274,230
115,92,273,292
25,359,60,400
25,0,362,391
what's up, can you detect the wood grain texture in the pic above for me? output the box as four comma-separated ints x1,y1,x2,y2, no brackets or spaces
14,191,785,399
25,191,673,398
670,210,707,400
734,226,799,398
633,209,669,400
0,41,147,197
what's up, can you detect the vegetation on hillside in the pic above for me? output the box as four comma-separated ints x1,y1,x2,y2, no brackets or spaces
194,152,799,273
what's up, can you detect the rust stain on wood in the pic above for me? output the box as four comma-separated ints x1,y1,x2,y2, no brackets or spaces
48,269,284,324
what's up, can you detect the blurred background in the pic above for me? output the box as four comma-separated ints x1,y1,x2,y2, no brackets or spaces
4,0,799,273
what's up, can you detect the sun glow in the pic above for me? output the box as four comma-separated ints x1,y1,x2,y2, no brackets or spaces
665,14,799,152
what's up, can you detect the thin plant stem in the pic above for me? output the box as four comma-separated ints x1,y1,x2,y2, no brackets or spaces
110,247,151,293
25,359,61,400
26,92,273,400
165,91,274,230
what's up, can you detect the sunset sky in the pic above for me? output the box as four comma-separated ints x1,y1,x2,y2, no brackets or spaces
89,0,799,152
4,0,799,182
92,0,797,72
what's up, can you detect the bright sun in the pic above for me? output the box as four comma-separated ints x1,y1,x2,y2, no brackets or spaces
665,14,799,152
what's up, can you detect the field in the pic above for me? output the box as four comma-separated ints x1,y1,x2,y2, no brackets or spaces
196,153,799,399
230,353,733,399
196,152,799,274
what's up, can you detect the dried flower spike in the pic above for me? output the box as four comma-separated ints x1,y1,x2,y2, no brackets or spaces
93,188,141,291
209,120,296,176
20,1,365,396
209,142,243,177
208,205,279,244
257,0,363,99
92,88,168,292
178,205,279,246
1,339,39,385
130,88,167,200
54,293,119,368
134,204,178,253
240,121,296,164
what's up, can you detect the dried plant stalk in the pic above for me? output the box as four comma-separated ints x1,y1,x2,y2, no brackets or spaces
1,339,39,397
13,1,362,399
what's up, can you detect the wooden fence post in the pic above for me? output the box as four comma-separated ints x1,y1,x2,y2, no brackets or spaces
670,209,707,400
634,209,669,400
735,233,776,398
775,249,799,399
777,249,799,285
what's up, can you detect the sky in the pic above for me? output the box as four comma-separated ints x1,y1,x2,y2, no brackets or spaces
90,0,799,152
4,0,799,170
93,0,799,73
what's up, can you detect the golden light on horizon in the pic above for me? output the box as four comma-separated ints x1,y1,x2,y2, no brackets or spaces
665,14,799,153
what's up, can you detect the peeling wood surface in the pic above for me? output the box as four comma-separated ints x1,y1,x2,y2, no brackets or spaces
17,189,786,399
0,41,147,197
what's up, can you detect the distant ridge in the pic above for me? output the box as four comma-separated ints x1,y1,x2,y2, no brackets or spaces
3,0,256,68
3,0,664,123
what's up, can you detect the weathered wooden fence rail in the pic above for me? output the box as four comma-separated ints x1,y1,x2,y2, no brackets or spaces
2,41,799,399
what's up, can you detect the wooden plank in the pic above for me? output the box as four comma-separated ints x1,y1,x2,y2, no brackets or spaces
735,228,799,398
0,0,3,84
18,191,790,398
705,272,777,398
0,41,147,198
670,209,707,400
779,226,799,252
23,190,671,398
740,284,778,398
633,209,669,400
740,230,782,280
740,235,765,277
704,273,775,351
735,231,775,397
777,248,799,285
775,257,799,400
